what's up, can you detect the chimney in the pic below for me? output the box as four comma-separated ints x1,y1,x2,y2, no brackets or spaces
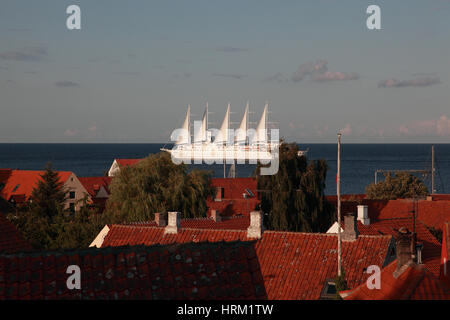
154,212,167,227
247,211,264,239
342,213,359,241
211,210,221,222
164,211,180,234
357,205,370,225
394,227,414,276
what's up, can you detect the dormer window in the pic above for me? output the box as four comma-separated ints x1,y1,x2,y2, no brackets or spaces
320,280,338,300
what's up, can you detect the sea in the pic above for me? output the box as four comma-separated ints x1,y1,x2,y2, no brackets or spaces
0,143,449,195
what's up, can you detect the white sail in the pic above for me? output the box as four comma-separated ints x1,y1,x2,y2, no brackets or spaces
253,103,268,144
176,105,191,145
216,103,230,144
235,102,249,144
193,104,208,143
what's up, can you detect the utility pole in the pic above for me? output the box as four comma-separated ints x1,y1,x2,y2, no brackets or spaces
337,133,342,277
431,145,435,194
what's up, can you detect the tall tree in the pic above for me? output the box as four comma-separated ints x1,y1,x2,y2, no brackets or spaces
256,142,335,232
11,163,68,249
365,171,429,200
104,152,213,223
9,164,105,250
30,163,67,221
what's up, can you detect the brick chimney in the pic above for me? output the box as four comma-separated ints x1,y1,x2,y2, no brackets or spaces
394,227,414,277
357,205,370,225
154,212,167,227
342,213,359,241
247,211,264,239
211,210,222,222
164,211,180,234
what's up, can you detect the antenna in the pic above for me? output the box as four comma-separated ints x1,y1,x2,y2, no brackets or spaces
432,145,435,194
337,132,342,277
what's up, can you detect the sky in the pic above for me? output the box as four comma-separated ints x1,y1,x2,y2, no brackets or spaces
0,0,449,143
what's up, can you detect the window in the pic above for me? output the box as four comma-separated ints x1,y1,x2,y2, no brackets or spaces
69,203,75,212
12,184,20,192
69,191,75,199
320,280,338,300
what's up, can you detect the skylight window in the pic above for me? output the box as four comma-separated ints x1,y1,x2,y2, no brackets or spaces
320,280,338,300
12,184,20,193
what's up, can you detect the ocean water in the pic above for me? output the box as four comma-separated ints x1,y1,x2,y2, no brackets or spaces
0,143,449,195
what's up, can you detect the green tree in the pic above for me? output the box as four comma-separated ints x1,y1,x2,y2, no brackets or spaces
11,163,68,249
365,171,429,200
104,152,213,223
256,142,335,232
9,164,106,250
54,196,105,249
30,163,67,221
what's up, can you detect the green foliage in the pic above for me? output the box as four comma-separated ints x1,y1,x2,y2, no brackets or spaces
104,152,214,224
365,171,429,200
256,142,335,232
9,164,106,250
30,163,67,221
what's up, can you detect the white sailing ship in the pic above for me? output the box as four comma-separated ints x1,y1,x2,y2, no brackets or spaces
161,102,281,163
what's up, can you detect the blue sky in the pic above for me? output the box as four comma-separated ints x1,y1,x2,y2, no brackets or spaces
0,0,449,143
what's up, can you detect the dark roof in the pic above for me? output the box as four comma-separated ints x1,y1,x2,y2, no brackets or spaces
0,241,266,300
101,225,394,300
0,196,15,215
0,214,32,254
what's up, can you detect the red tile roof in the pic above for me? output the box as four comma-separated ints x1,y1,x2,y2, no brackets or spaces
78,177,112,197
332,198,450,231
428,194,450,201
344,260,450,300
442,222,450,287
0,241,267,300
343,219,442,277
0,214,32,253
127,215,250,230
207,178,259,217
115,159,142,167
101,225,394,300
0,170,72,204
